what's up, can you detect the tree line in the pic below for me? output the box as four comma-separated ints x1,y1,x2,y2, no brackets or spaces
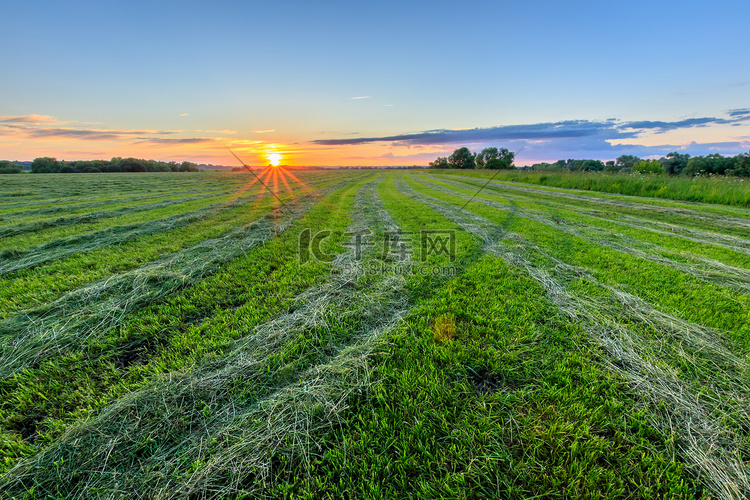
428,148,750,177
28,157,199,174
530,152,750,176
0,160,23,174
429,147,515,169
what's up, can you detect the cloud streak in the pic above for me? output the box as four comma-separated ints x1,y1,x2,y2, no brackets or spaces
27,128,178,141
311,111,750,150
312,120,632,146
136,137,216,145
0,114,58,124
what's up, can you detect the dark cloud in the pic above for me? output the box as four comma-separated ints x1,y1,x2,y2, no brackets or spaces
311,110,750,148
309,111,750,164
312,120,634,146
622,117,728,131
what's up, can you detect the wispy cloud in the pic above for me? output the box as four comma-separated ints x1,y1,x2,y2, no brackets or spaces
27,128,177,141
136,137,216,145
179,113,190,116
728,108,750,118
253,129,275,134
0,114,59,124
348,96,371,100
621,116,747,133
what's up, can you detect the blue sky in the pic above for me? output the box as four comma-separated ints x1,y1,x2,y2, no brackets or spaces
1,0,749,165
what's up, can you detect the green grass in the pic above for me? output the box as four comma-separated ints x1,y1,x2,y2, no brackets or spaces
0,174,371,473
2,170,750,498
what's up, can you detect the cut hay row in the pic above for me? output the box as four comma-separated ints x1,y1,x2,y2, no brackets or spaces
0,176,369,471
0,180,232,211
0,188,269,276
430,173,750,266
416,176,750,294
0,191,322,379
436,175,750,251
0,175,349,319
396,177,750,499
0,178,416,498
443,173,750,232
0,186,231,221
0,190,233,238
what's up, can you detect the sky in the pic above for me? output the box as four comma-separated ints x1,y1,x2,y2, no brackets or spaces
1,0,749,166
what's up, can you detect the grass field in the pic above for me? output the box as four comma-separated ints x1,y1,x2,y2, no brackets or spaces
1,169,749,499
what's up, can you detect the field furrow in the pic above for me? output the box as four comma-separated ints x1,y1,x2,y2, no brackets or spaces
0,190,237,238
0,176,421,496
397,176,750,499
4,170,750,498
0,175,368,474
417,175,750,294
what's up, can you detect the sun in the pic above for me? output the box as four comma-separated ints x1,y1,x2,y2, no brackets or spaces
267,153,282,167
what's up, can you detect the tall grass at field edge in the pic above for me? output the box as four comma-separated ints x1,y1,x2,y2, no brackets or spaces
435,170,750,207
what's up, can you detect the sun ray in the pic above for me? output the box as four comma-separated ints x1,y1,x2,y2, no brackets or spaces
276,167,295,197
281,168,319,199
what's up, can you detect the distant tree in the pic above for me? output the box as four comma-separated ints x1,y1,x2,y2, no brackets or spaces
448,147,476,169
0,160,22,174
429,157,450,168
73,161,94,172
683,156,708,176
633,159,665,174
117,157,148,172
732,152,750,176
31,157,61,173
101,162,123,173
479,147,514,170
179,161,198,172
485,149,515,170
659,151,690,175
616,155,642,170
476,147,498,168
604,160,619,172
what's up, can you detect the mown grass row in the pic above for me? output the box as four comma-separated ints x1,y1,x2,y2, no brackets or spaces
0,175,372,477
398,174,749,497
404,175,750,353
1,188,266,252
4,171,745,498
0,172,346,276
251,175,704,498
0,189,238,237
0,174,349,318
3,173,711,499
423,174,750,274
0,185,230,221
426,176,750,238
439,169,750,206
0,173,362,377
417,175,750,295
0,172,249,208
